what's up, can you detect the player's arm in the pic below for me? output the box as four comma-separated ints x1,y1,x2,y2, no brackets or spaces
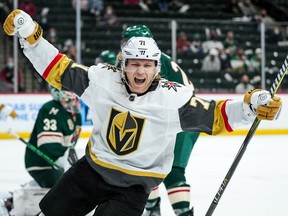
179,90,282,135
3,10,89,97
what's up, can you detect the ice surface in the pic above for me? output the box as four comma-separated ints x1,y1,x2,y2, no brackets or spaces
1,135,288,216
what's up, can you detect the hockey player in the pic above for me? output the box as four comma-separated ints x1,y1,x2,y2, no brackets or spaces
95,50,117,65
25,87,82,188
122,25,199,216
0,104,17,120
1,88,82,215
3,10,282,216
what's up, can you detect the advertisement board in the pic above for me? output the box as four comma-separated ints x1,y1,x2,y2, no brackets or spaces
0,93,287,139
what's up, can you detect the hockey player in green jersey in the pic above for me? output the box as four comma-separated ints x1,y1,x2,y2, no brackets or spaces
25,87,82,188
122,25,198,216
4,10,282,216
95,50,117,65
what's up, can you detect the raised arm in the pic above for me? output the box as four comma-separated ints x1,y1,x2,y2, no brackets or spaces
3,9,89,97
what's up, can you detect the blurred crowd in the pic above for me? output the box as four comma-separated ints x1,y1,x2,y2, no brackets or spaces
1,0,288,93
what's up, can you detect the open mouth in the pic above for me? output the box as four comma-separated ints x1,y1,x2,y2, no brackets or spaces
134,78,145,84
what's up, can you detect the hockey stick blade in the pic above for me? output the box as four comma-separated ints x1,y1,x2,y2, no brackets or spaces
8,129,64,172
205,55,288,216
67,147,78,165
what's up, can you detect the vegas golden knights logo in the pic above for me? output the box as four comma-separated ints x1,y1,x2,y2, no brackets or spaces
106,107,145,155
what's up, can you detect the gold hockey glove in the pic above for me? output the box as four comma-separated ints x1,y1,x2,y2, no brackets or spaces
3,9,42,45
243,89,282,120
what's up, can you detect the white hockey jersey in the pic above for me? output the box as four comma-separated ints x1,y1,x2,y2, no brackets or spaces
22,38,252,192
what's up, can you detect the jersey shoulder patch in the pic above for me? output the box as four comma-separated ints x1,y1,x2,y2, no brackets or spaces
100,63,118,73
160,80,182,92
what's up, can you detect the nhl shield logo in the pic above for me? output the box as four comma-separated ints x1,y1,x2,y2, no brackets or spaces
106,107,145,155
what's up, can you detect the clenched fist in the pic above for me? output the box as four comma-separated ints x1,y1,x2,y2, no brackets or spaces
243,89,282,120
3,9,42,45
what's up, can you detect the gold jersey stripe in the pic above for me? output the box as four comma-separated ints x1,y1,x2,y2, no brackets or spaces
212,100,231,135
88,140,167,178
45,53,71,89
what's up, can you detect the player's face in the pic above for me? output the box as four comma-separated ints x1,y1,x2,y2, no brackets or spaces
125,59,157,94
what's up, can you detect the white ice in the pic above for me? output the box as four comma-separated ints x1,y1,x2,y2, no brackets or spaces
0,135,288,216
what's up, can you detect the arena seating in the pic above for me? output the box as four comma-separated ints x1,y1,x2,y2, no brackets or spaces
26,0,288,92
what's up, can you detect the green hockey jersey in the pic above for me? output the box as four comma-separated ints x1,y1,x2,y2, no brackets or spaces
25,100,82,171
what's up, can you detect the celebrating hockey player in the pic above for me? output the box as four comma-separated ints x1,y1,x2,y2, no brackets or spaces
121,25,199,216
3,10,282,216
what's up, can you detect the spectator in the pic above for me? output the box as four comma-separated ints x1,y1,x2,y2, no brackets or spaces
71,0,89,11
0,0,11,24
238,0,257,18
0,77,10,92
202,29,224,53
39,7,50,32
47,27,62,50
62,39,77,61
158,0,169,12
0,56,23,92
248,47,261,73
201,48,221,72
219,49,235,83
267,26,285,44
219,49,232,72
224,30,238,55
98,5,119,26
190,33,203,54
168,0,190,13
224,0,241,14
230,47,250,73
139,0,158,12
235,74,254,93
89,0,104,16
19,0,37,18
176,31,192,54
253,8,274,30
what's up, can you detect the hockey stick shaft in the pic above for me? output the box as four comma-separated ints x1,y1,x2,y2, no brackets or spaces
8,129,64,172
205,56,288,216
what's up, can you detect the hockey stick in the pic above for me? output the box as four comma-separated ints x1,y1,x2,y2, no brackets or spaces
205,56,288,216
7,129,64,172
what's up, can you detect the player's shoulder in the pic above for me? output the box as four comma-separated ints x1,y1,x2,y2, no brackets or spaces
158,79,187,93
156,79,193,107
88,63,120,81
39,100,63,115
161,52,172,61
89,63,119,73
